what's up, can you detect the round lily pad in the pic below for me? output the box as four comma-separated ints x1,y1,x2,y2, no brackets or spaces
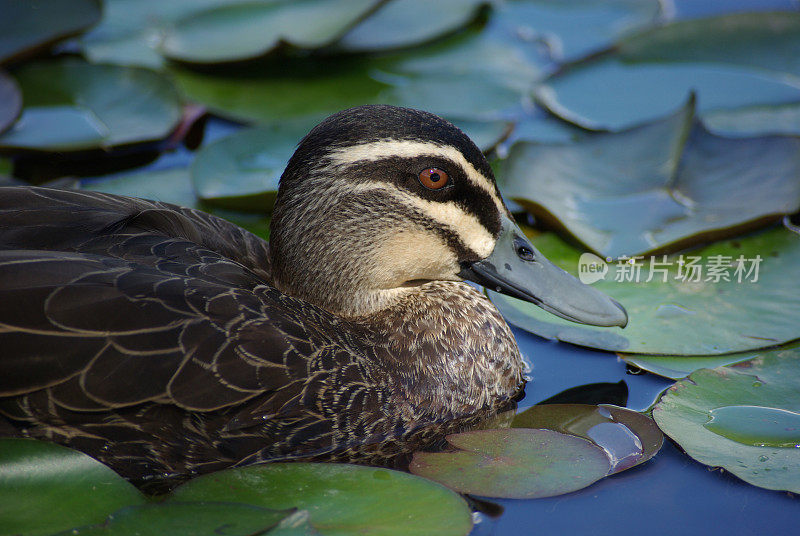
490,225,800,356
170,463,472,536
55,502,294,536
621,351,762,380
511,404,663,473
336,0,488,52
409,428,611,499
497,96,800,259
538,12,800,135
81,167,199,208
0,71,21,135
191,121,312,211
653,345,800,493
0,438,146,536
162,0,379,64
0,0,101,65
0,58,182,152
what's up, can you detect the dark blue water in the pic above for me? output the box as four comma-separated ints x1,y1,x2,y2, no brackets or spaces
473,328,799,536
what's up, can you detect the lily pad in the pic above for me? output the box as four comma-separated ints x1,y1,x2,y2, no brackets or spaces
0,0,101,65
335,0,488,52
409,428,610,499
0,71,21,135
489,225,800,355
162,0,379,64
653,345,800,493
621,351,763,380
170,463,472,536
497,96,800,258
55,503,293,536
0,438,145,536
0,58,182,152
511,404,663,473
82,167,199,208
538,12,800,135
191,121,312,211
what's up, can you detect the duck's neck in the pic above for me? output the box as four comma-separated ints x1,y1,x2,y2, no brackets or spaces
356,280,526,417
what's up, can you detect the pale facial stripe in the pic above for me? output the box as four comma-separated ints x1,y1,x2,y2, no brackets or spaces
327,139,506,215
348,182,495,258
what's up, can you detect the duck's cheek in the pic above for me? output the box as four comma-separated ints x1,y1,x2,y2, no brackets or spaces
374,230,461,288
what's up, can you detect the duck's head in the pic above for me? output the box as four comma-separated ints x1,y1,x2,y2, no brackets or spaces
269,105,627,327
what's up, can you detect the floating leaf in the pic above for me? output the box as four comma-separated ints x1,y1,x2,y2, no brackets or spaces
192,122,312,211
170,463,472,536
0,0,101,65
621,351,762,380
162,0,379,64
498,96,800,258
0,58,182,152
336,0,488,52
653,345,800,493
538,12,800,135
409,429,610,499
490,226,800,355
0,71,21,135
82,167,199,208
55,502,293,536
619,12,800,77
511,404,663,473
0,439,145,536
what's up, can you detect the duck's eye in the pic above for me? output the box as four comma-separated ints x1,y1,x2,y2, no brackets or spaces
418,168,450,190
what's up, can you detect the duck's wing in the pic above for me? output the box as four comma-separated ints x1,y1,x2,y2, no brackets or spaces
0,186,360,415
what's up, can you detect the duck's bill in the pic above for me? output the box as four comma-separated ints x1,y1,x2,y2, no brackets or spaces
459,214,628,328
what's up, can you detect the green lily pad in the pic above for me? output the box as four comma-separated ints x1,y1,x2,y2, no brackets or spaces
336,0,488,52
192,121,312,211
489,225,800,355
0,0,101,65
409,428,610,499
170,463,472,536
497,96,800,258
0,58,182,152
619,12,800,78
162,0,379,64
0,438,146,536
653,345,800,493
621,351,764,380
0,71,21,135
82,167,199,208
511,404,663,473
55,502,293,536
538,12,800,135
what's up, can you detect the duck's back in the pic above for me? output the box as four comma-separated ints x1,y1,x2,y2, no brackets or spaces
0,187,403,486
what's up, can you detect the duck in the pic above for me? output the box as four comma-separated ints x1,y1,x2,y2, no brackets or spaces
0,105,627,489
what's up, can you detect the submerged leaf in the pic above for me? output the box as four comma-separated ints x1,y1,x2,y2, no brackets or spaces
0,0,101,65
498,97,800,258
170,463,472,536
653,345,800,493
511,404,663,473
0,58,182,152
409,429,610,499
0,439,145,536
490,226,800,355
621,351,762,380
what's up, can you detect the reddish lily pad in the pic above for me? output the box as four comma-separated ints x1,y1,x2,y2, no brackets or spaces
409,429,610,499
511,404,663,473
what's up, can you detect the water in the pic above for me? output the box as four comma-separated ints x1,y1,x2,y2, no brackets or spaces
705,405,800,448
